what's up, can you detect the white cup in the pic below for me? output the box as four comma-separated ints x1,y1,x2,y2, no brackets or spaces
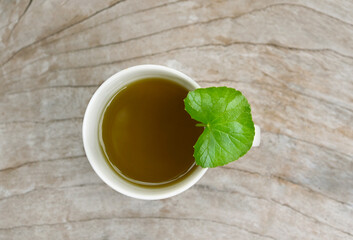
82,65,260,200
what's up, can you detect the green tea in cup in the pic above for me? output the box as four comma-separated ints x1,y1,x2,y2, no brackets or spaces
100,78,203,186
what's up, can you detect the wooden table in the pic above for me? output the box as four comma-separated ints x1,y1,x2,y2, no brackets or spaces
1,1,352,239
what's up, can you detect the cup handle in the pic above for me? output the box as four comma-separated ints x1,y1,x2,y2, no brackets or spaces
252,125,261,147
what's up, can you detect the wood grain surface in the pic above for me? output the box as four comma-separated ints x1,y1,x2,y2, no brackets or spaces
1,0,353,239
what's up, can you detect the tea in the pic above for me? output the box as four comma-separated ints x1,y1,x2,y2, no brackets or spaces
99,78,202,185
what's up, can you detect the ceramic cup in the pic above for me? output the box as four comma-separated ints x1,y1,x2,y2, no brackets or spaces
82,65,260,200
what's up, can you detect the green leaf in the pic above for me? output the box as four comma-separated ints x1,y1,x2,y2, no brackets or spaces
184,87,255,168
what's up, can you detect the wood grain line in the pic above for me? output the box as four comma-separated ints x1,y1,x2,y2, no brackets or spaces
257,72,353,113
0,117,83,126
222,166,352,207
52,42,353,73
0,0,188,70
1,182,351,237
271,132,352,160
0,0,184,77
1,162,351,235
0,182,103,202
52,3,291,55
39,0,185,50
0,216,277,239
283,3,353,27
1,2,261,77
199,78,353,113
1,0,127,67
3,41,352,97
55,2,353,56
3,2,352,78
269,198,353,237
0,154,86,173
6,0,33,42
1,84,99,97
195,184,353,237
1,161,351,233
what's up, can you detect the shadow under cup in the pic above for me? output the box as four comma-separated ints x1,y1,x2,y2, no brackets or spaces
82,65,208,200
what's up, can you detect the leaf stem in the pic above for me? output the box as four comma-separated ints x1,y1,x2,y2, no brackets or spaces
196,123,207,127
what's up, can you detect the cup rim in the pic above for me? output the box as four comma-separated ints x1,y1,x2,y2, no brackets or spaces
82,65,207,200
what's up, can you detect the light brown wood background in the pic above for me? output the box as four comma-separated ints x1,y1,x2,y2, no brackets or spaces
1,0,353,239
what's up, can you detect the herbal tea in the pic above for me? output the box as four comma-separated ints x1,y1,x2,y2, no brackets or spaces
100,78,202,185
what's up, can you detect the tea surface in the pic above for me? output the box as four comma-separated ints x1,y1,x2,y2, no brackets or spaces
100,78,203,185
